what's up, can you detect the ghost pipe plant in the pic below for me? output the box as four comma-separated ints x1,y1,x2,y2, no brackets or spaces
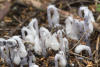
21,27,34,50
40,26,60,53
12,36,27,58
6,37,19,64
78,6,95,41
0,38,13,67
47,5,60,27
75,44,92,57
60,37,69,54
55,51,67,67
40,27,51,56
28,18,42,55
56,30,69,53
65,16,80,40
49,32,60,51
22,18,42,55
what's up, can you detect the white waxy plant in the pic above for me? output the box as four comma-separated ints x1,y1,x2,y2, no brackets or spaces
40,27,51,56
65,16,80,40
12,36,27,58
55,51,67,67
47,5,60,27
78,6,95,41
75,44,92,57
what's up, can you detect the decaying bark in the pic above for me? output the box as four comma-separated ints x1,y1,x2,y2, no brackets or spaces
0,1,12,20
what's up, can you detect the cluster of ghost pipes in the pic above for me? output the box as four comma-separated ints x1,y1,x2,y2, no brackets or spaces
0,5,95,67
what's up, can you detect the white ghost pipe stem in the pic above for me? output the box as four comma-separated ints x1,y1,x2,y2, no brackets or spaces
47,5,59,27
6,38,17,61
12,36,27,58
75,44,92,57
56,30,69,53
33,36,42,55
55,51,67,67
78,6,94,43
0,39,13,66
50,33,60,51
28,18,39,35
65,16,79,40
13,48,21,65
40,38,47,57
61,38,69,53
39,27,51,56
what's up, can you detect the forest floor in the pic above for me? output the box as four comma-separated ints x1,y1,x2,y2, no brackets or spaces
0,0,100,67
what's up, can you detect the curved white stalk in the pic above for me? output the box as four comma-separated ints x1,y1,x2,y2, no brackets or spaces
0,38,12,65
40,27,51,56
55,51,67,67
75,44,92,57
13,48,21,65
33,36,42,55
47,5,59,27
60,37,69,53
12,36,27,58
65,16,80,40
49,32,60,51
78,6,95,40
28,18,38,35
40,27,60,51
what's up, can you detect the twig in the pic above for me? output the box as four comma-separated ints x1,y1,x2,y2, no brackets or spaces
95,35,100,67
75,56,82,67
69,32,86,51
69,51,93,61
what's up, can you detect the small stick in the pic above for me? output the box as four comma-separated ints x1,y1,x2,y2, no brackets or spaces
75,56,82,67
95,35,100,67
70,32,86,51
69,51,93,61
